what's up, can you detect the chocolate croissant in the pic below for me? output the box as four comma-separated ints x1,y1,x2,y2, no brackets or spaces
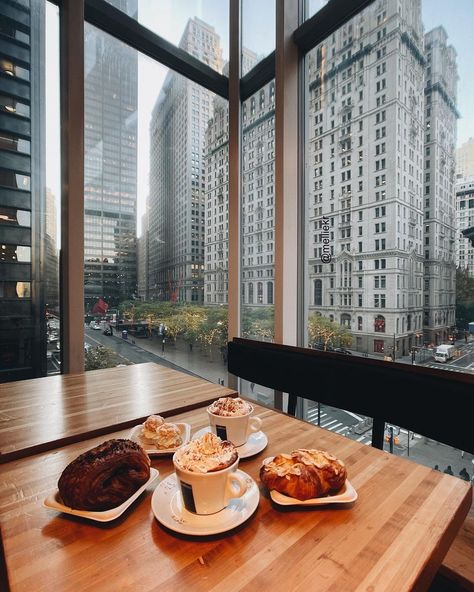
58,439,150,511
260,449,347,500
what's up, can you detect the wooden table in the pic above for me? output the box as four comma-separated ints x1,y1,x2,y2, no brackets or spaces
0,363,235,463
0,404,471,592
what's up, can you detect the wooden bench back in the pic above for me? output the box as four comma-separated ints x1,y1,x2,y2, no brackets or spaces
228,338,474,453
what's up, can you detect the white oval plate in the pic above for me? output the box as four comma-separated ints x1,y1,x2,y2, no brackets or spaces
129,423,191,456
43,468,159,522
151,470,259,536
192,426,268,459
262,457,357,506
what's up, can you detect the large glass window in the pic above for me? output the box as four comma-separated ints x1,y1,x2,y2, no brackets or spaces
302,0,473,473
83,20,229,382
104,0,228,73
0,0,60,379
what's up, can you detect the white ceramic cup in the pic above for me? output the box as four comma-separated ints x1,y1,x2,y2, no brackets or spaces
207,405,263,447
173,455,247,515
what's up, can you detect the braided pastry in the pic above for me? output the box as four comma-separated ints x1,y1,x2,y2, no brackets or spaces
260,449,347,500
58,439,150,510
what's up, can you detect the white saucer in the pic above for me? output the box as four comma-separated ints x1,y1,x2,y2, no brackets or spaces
43,468,159,522
192,426,268,459
151,471,259,536
262,457,357,506
128,423,191,456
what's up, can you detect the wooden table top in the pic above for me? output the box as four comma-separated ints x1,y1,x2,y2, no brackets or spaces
0,363,235,463
1,404,471,592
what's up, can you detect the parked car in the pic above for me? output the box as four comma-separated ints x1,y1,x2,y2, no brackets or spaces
89,321,101,330
333,347,352,355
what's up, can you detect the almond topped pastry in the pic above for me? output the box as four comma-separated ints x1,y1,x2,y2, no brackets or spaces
260,449,347,500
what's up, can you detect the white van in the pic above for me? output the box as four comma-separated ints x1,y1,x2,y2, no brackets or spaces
434,344,455,363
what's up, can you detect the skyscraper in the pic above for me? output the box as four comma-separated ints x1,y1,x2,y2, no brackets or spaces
456,137,474,179
423,26,458,344
307,0,427,357
146,18,222,302
83,0,138,311
0,0,47,380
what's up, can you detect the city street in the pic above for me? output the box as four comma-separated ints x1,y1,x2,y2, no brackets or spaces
423,341,474,373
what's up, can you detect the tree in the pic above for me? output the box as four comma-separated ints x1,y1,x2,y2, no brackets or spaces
241,306,274,341
455,267,474,328
85,346,119,371
308,313,353,350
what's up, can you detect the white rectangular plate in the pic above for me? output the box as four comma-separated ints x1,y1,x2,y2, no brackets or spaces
269,478,357,506
43,468,159,522
129,423,191,456
262,456,357,506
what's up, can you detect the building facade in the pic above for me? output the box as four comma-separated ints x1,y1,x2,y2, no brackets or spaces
307,0,427,357
0,0,47,379
456,137,474,179
455,178,474,277
422,26,457,344
146,18,222,303
83,0,138,311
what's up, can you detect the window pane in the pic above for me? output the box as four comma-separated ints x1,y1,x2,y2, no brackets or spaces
103,0,228,73
304,0,329,22
302,0,473,468
84,20,229,383
240,81,275,403
0,1,61,379
241,0,275,76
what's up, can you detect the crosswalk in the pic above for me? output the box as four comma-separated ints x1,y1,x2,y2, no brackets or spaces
306,407,373,445
424,363,473,374
306,406,423,447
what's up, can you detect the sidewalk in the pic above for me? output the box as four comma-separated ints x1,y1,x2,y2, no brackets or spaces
120,334,228,385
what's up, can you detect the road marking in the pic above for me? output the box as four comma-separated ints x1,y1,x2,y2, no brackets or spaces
327,422,343,431
321,419,338,428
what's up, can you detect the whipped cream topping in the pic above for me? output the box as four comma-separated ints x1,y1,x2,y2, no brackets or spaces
208,396,252,417
141,415,182,448
174,432,236,473
142,415,164,439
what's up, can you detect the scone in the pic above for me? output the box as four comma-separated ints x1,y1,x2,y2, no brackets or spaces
260,448,347,500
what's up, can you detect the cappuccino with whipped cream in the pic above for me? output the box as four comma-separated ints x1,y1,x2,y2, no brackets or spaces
207,397,262,447
173,433,247,514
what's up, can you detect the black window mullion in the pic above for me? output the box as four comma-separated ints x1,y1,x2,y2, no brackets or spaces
240,51,275,102
293,0,375,55
83,0,229,99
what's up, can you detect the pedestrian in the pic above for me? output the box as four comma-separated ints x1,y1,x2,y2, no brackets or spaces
444,465,454,475
459,468,470,482
433,464,440,471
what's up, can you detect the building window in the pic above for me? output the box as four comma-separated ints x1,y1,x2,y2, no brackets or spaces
374,315,385,333
314,279,322,306
374,339,385,353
